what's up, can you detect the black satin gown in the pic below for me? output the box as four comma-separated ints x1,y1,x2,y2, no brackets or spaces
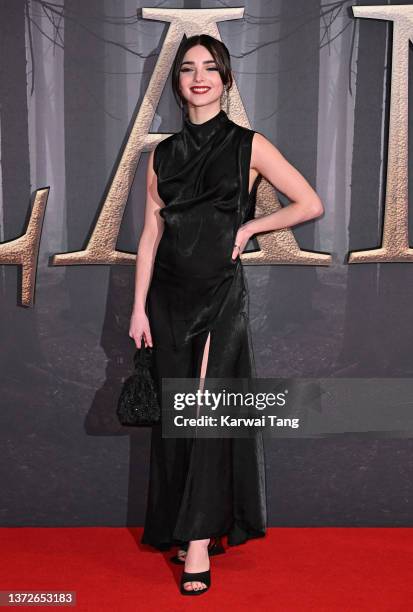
141,108,267,550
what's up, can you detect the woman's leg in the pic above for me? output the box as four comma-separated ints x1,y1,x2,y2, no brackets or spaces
182,538,210,592
182,331,212,593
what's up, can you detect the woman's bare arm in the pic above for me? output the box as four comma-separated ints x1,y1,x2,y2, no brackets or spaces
232,133,324,259
129,149,164,347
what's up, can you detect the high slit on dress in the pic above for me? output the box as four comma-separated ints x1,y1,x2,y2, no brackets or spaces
140,109,267,550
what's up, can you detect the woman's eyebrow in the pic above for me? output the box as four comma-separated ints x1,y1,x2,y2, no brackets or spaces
180,60,217,66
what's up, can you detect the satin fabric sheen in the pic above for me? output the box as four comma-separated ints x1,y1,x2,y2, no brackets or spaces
141,109,267,550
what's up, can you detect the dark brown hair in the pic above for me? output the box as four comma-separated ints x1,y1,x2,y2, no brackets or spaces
171,34,233,108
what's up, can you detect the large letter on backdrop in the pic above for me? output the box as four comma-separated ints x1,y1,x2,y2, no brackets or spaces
349,5,413,263
51,7,330,268
0,188,49,306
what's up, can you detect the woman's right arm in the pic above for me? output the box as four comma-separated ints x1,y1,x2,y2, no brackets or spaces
129,148,165,348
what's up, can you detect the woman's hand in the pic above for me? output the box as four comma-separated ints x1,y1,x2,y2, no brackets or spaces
129,308,153,348
231,223,254,260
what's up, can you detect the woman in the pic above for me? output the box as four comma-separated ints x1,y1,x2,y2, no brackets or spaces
129,34,324,595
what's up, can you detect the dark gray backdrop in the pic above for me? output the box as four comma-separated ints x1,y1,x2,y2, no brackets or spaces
1,0,413,526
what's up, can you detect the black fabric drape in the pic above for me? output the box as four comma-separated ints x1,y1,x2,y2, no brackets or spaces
141,109,267,550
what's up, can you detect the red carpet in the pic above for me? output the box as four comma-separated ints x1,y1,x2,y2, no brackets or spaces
1,527,412,611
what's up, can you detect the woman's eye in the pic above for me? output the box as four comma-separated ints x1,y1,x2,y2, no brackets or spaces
180,67,218,72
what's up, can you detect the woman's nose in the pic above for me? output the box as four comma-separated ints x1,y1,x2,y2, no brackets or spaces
193,71,204,83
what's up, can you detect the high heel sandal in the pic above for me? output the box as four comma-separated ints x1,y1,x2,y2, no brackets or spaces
170,536,225,564
180,568,211,596
170,541,188,564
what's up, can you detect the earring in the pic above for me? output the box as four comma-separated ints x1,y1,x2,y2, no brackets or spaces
179,96,187,123
221,86,230,114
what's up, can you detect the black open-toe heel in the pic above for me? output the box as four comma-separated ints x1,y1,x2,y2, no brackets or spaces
170,541,189,565
170,536,225,564
208,536,225,557
180,568,211,596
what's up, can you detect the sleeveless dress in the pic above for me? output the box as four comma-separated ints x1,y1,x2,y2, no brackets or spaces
141,108,267,550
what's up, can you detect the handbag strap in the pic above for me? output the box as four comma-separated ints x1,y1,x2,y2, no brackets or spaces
133,345,153,370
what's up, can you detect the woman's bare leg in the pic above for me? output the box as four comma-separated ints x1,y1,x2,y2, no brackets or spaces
182,332,212,592
182,538,210,592
197,331,210,395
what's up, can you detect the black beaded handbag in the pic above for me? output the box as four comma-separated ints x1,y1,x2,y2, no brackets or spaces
116,346,160,426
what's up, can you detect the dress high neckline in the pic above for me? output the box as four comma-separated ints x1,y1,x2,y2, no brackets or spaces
183,109,229,145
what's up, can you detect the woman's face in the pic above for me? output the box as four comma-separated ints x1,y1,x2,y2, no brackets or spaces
178,44,224,109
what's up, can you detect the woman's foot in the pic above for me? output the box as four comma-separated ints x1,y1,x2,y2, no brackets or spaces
171,536,225,564
169,541,189,564
182,538,210,592
176,548,187,562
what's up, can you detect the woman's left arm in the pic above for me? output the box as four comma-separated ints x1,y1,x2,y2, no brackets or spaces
232,132,324,259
